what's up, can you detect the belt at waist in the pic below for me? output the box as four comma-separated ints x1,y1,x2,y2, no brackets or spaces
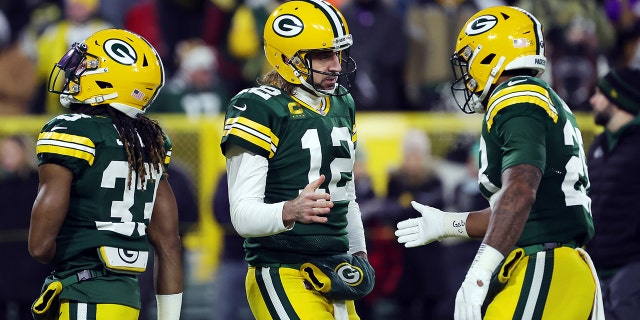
520,240,577,256
54,269,107,287
249,263,303,269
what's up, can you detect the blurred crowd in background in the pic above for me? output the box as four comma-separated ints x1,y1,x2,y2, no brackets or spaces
0,0,638,116
1,0,639,319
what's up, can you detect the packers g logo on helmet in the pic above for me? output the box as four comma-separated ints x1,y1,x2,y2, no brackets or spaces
466,15,498,36
104,39,137,65
273,14,304,38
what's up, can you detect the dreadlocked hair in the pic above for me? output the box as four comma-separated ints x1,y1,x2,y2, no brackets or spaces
70,104,167,189
257,70,297,95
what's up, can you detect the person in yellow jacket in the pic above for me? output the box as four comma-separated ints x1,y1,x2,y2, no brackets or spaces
35,0,111,115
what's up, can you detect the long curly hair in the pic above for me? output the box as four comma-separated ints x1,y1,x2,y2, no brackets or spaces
257,70,297,95
71,104,167,189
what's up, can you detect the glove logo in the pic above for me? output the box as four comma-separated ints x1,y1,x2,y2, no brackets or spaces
335,262,363,286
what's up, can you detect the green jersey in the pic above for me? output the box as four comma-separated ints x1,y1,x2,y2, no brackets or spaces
220,85,357,266
478,76,594,247
36,113,172,308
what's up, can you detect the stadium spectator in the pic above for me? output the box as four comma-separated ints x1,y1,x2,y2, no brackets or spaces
0,12,37,115
586,67,640,320
340,0,409,111
31,0,112,115
151,39,229,117
515,0,615,111
386,129,448,319
209,172,252,320
0,135,50,320
441,138,485,318
403,0,477,111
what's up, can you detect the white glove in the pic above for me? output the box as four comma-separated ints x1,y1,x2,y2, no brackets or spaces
395,201,470,248
454,244,504,320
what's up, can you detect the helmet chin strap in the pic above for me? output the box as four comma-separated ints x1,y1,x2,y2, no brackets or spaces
293,68,335,97
469,95,485,114
473,55,506,113
59,92,119,107
288,54,339,97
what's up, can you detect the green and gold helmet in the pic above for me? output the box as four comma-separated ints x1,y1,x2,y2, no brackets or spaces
48,28,164,117
263,0,356,95
451,6,546,113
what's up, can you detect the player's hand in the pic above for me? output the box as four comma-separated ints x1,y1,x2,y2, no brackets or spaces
454,243,504,320
454,267,492,320
395,201,447,247
283,175,333,225
395,201,470,248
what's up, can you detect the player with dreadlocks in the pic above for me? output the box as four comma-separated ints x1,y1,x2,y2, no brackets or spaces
78,104,166,189
28,29,183,320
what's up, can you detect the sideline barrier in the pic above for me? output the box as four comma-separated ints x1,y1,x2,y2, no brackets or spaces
0,112,599,279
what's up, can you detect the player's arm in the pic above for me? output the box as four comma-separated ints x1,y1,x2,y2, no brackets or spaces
452,163,541,319
29,163,72,264
225,144,332,237
345,178,367,259
483,163,541,254
148,179,183,294
148,179,183,320
394,166,538,248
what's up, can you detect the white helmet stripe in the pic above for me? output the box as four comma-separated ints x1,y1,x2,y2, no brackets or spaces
513,6,544,56
303,0,346,37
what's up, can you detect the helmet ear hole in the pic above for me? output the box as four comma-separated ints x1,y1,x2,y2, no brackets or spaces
96,81,113,89
481,53,496,65
142,55,149,67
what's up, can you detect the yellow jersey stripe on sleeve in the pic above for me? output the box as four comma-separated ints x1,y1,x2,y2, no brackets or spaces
223,116,279,158
486,84,558,131
36,131,96,165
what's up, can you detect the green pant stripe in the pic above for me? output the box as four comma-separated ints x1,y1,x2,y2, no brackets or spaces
512,250,556,319
255,267,283,319
68,302,96,320
88,303,97,320
267,268,300,320
69,302,77,320
532,250,554,318
513,252,538,319
255,267,300,320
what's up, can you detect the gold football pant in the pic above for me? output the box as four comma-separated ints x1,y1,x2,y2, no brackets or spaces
58,300,139,320
246,266,360,320
485,246,595,319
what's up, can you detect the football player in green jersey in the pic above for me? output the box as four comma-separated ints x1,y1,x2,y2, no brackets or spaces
395,6,603,320
28,29,183,320
220,0,374,319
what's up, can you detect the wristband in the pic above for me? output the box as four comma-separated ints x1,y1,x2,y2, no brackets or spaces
470,243,504,274
442,211,470,238
156,293,183,320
